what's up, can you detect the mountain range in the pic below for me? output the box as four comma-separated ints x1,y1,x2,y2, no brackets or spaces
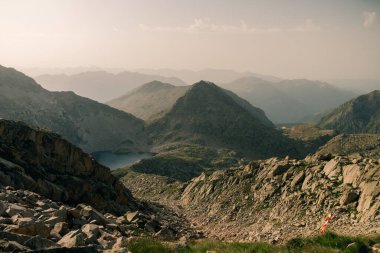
35,71,186,102
0,65,148,153
220,76,358,123
1,64,380,251
0,66,304,160
134,68,282,83
35,68,360,124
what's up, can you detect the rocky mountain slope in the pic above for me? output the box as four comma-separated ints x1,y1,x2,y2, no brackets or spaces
0,65,148,153
282,124,336,153
147,81,303,159
181,153,380,242
0,119,138,214
122,153,380,243
108,80,274,127
316,134,380,159
220,77,357,123
0,185,192,252
0,187,133,252
35,71,186,102
107,81,190,121
319,90,380,134
0,119,193,252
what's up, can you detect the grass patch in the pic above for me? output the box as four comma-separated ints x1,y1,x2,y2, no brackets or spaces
114,143,243,181
128,233,380,253
112,166,133,179
128,239,171,253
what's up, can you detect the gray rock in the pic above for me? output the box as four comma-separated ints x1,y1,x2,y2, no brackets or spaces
340,191,359,206
52,222,70,237
6,221,51,237
124,211,139,223
57,229,86,248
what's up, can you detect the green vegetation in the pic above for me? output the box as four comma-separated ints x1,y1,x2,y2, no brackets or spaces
112,166,133,179
128,233,380,253
316,133,380,159
113,143,242,181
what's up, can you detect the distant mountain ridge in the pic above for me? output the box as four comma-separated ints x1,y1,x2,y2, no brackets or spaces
135,68,282,84
0,65,148,153
318,90,380,133
107,80,273,127
35,70,187,102
220,76,358,123
108,81,191,121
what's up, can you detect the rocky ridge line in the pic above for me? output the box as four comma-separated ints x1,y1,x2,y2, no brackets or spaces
180,153,380,242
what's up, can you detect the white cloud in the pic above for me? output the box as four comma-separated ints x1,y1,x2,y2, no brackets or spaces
139,18,281,34
363,11,376,28
139,18,324,34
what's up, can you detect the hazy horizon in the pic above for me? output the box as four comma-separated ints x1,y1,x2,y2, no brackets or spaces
1,0,380,81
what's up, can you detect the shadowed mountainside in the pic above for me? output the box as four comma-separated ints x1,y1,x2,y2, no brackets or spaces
0,119,138,213
319,90,380,134
220,76,357,123
0,65,149,153
147,81,303,159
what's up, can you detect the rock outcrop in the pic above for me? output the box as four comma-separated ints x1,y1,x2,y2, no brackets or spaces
178,154,379,242
0,186,162,252
0,119,137,214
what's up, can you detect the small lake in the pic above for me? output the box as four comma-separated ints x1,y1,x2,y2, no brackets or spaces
92,151,154,170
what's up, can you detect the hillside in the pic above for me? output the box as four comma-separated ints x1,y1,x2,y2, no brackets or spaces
35,70,187,102
220,77,357,123
147,81,302,159
0,119,192,251
0,65,148,153
319,90,380,133
107,81,190,121
107,80,273,127
316,134,380,158
121,153,380,243
0,119,137,213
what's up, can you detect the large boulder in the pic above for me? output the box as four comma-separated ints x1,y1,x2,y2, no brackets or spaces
0,119,139,214
57,230,86,248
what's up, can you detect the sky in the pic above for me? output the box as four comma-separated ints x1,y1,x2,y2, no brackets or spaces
0,0,379,79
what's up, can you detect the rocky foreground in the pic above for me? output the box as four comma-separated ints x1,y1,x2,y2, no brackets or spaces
123,153,380,243
182,153,380,242
0,185,196,252
0,119,195,252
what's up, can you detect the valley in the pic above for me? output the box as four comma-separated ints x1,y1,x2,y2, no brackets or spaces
0,65,379,253
2,1,380,251
92,151,155,170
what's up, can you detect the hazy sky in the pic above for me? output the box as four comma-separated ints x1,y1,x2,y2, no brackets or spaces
1,0,379,79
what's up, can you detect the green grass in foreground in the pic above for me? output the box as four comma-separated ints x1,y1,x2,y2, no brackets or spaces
128,232,380,253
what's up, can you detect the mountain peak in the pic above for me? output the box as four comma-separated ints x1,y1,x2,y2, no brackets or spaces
147,80,301,159
0,65,43,91
191,80,218,89
138,80,175,92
